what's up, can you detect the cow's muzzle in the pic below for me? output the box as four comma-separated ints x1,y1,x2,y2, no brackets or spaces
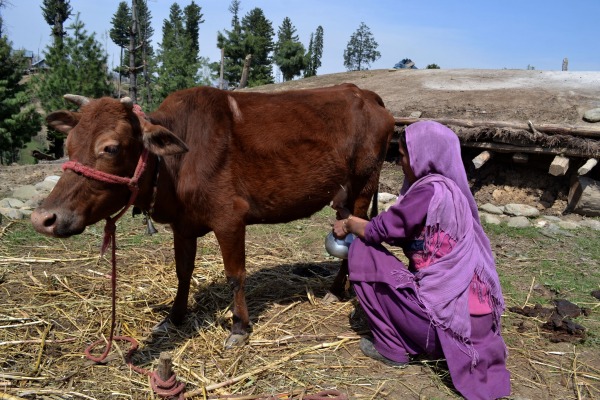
31,207,85,238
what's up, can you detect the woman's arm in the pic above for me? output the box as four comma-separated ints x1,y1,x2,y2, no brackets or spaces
333,183,434,244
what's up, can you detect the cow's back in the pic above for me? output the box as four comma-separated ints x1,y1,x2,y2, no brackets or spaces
153,84,394,226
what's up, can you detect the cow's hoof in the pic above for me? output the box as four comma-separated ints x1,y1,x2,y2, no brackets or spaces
151,318,174,333
224,332,249,349
321,291,342,304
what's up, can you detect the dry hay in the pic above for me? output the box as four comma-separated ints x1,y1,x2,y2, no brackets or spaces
1,206,599,399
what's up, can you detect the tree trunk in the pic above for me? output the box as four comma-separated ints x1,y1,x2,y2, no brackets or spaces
128,0,138,102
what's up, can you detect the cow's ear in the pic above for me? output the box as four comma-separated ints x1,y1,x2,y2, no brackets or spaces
142,123,189,156
46,111,81,134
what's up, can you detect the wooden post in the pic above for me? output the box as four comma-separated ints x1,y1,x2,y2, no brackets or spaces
157,352,173,382
219,47,225,90
578,158,598,176
239,54,252,89
472,151,492,169
549,155,570,176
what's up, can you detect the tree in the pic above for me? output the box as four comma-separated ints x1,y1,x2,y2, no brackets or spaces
0,36,42,164
184,1,203,57
343,22,380,71
273,17,305,82
110,1,130,96
41,0,72,44
217,2,274,88
0,0,13,37
240,7,274,87
304,25,323,78
134,0,156,108
155,3,206,104
216,0,245,88
34,14,111,158
426,63,440,69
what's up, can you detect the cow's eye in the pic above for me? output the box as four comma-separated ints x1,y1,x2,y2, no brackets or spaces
103,145,119,155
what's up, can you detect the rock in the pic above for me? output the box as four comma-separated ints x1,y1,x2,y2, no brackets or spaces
378,192,397,203
0,207,24,220
542,215,562,222
504,203,540,217
34,180,57,192
11,185,38,200
0,198,25,209
580,219,600,230
44,175,61,183
558,220,580,230
507,216,531,228
583,108,600,122
480,212,502,225
480,203,504,215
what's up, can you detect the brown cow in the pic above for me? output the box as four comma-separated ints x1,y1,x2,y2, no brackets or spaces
31,84,394,347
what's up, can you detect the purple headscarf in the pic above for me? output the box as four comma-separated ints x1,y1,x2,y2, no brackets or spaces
404,121,504,338
350,121,505,362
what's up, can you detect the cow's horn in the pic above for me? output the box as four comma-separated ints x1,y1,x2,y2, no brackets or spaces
120,97,134,109
63,94,90,107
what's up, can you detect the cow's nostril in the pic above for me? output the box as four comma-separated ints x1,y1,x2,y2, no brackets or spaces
43,213,57,228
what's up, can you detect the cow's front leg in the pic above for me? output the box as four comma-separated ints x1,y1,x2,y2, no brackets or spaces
169,231,197,325
215,226,249,349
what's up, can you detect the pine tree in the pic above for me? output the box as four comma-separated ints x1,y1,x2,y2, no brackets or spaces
304,25,323,77
110,0,155,105
34,14,111,158
110,1,130,95
184,1,203,57
155,3,201,104
216,0,245,89
41,0,72,44
241,8,274,86
130,0,156,108
343,22,380,71
274,17,305,81
0,0,9,37
0,37,42,164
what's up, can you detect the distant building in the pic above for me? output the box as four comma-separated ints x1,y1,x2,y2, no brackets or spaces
28,58,49,74
393,59,418,69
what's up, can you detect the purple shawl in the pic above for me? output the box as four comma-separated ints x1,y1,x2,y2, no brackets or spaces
349,121,505,354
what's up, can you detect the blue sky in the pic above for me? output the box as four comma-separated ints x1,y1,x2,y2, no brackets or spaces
3,0,600,77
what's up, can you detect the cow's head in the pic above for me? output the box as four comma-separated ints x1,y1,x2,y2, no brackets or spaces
31,95,188,238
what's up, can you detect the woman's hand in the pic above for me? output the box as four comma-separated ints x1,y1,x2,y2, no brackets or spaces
332,218,348,238
332,213,367,240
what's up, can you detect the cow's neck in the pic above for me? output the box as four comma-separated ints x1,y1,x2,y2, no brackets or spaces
135,153,178,224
